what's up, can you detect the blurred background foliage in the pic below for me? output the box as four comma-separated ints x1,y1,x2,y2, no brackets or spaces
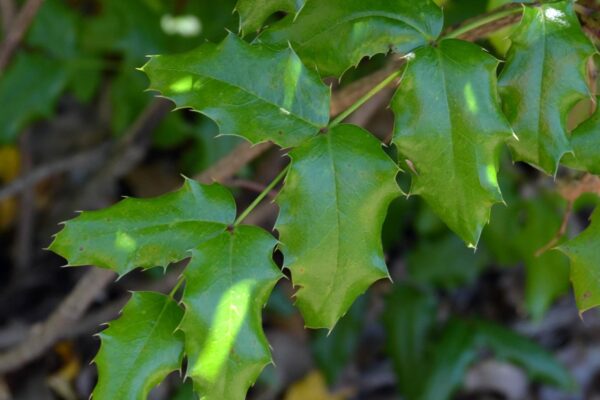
1,0,600,399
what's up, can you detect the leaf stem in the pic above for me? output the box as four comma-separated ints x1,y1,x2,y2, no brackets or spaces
168,276,185,299
233,164,290,226
328,69,403,128
442,6,523,40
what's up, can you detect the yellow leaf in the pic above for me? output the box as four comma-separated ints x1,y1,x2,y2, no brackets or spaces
0,146,20,182
284,371,347,400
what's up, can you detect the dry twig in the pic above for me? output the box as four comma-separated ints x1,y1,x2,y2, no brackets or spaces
0,0,44,72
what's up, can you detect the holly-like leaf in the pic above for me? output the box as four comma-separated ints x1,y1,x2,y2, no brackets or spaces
49,179,235,276
180,225,283,399
559,207,600,314
236,0,305,36
93,292,185,400
257,0,443,77
391,39,513,247
562,99,600,174
276,124,400,329
498,1,595,174
141,33,330,148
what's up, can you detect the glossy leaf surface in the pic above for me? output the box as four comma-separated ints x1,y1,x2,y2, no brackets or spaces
276,124,399,329
562,101,600,174
392,39,513,247
236,0,305,36
181,225,282,399
498,1,595,174
258,0,443,77
50,179,235,275
559,208,600,314
142,33,330,147
93,292,185,400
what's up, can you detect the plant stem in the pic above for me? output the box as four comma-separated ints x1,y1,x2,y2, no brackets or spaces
233,164,290,226
168,276,185,299
328,69,403,128
442,6,523,40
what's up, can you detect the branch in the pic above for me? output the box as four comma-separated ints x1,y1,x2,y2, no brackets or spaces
0,0,44,73
0,0,16,34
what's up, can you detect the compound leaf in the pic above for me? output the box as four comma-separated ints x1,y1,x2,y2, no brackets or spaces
93,292,185,400
181,225,283,399
559,207,600,314
498,1,595,174
257,0,443,77
49,179,235,276
392,39,513,247
236,0,306,36
562,99,600,174
276,124,400,329
141,33,330,147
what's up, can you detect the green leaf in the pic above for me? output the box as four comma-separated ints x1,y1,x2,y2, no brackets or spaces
383,284,437,400
141,33,330,147
476,320,573,389
276,124,400,329
236,0,305,36
391,39,513,247
559,207,600,314
0,53,68,144
180,225,282,399
257,0,443,77
562,99,600,174
498,1,595,174
93,292,185,400
49,179,235,276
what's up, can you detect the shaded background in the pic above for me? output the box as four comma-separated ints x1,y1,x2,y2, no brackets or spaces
1,0,600,399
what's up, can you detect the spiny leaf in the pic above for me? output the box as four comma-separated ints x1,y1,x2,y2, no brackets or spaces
559,207,600,314
236,0,305,36
276,124,400,329
180,225,283,399
498,1,595,174
49,179,235,276
93,292,185,400
257,0,443,77
562,98,600,174
141,33,330,148
391,39,513,247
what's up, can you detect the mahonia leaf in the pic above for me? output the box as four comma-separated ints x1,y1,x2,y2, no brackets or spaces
236,0,305,36
257,0,443,77
180,225,282,399
141,33,330,147
49,178,235,276
93,292,185,400
276,124,400,329
391,39,513,247
559,208,600,314
498,1,595,174
562,99,600,174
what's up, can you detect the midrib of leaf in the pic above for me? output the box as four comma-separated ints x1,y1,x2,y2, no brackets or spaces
149,65,320,128
111,298,173,396
294,11,432,48
436,48,459,192
321,133,342,309
536,9,548,169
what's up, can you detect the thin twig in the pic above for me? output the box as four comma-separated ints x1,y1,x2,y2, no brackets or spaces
0,0,44,72
0,0,16,34
535,200,574,257
14,129,34,271
0,268,115,374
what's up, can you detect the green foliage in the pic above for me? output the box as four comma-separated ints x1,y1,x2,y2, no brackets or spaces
181,226,282,398
40,0,600,398
498,1,596,174
392,39,512,246
50,179,235,275
275,124,400,329
258,0,443,77
94,292,185,400
142,33,329,147
559,208,600,314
